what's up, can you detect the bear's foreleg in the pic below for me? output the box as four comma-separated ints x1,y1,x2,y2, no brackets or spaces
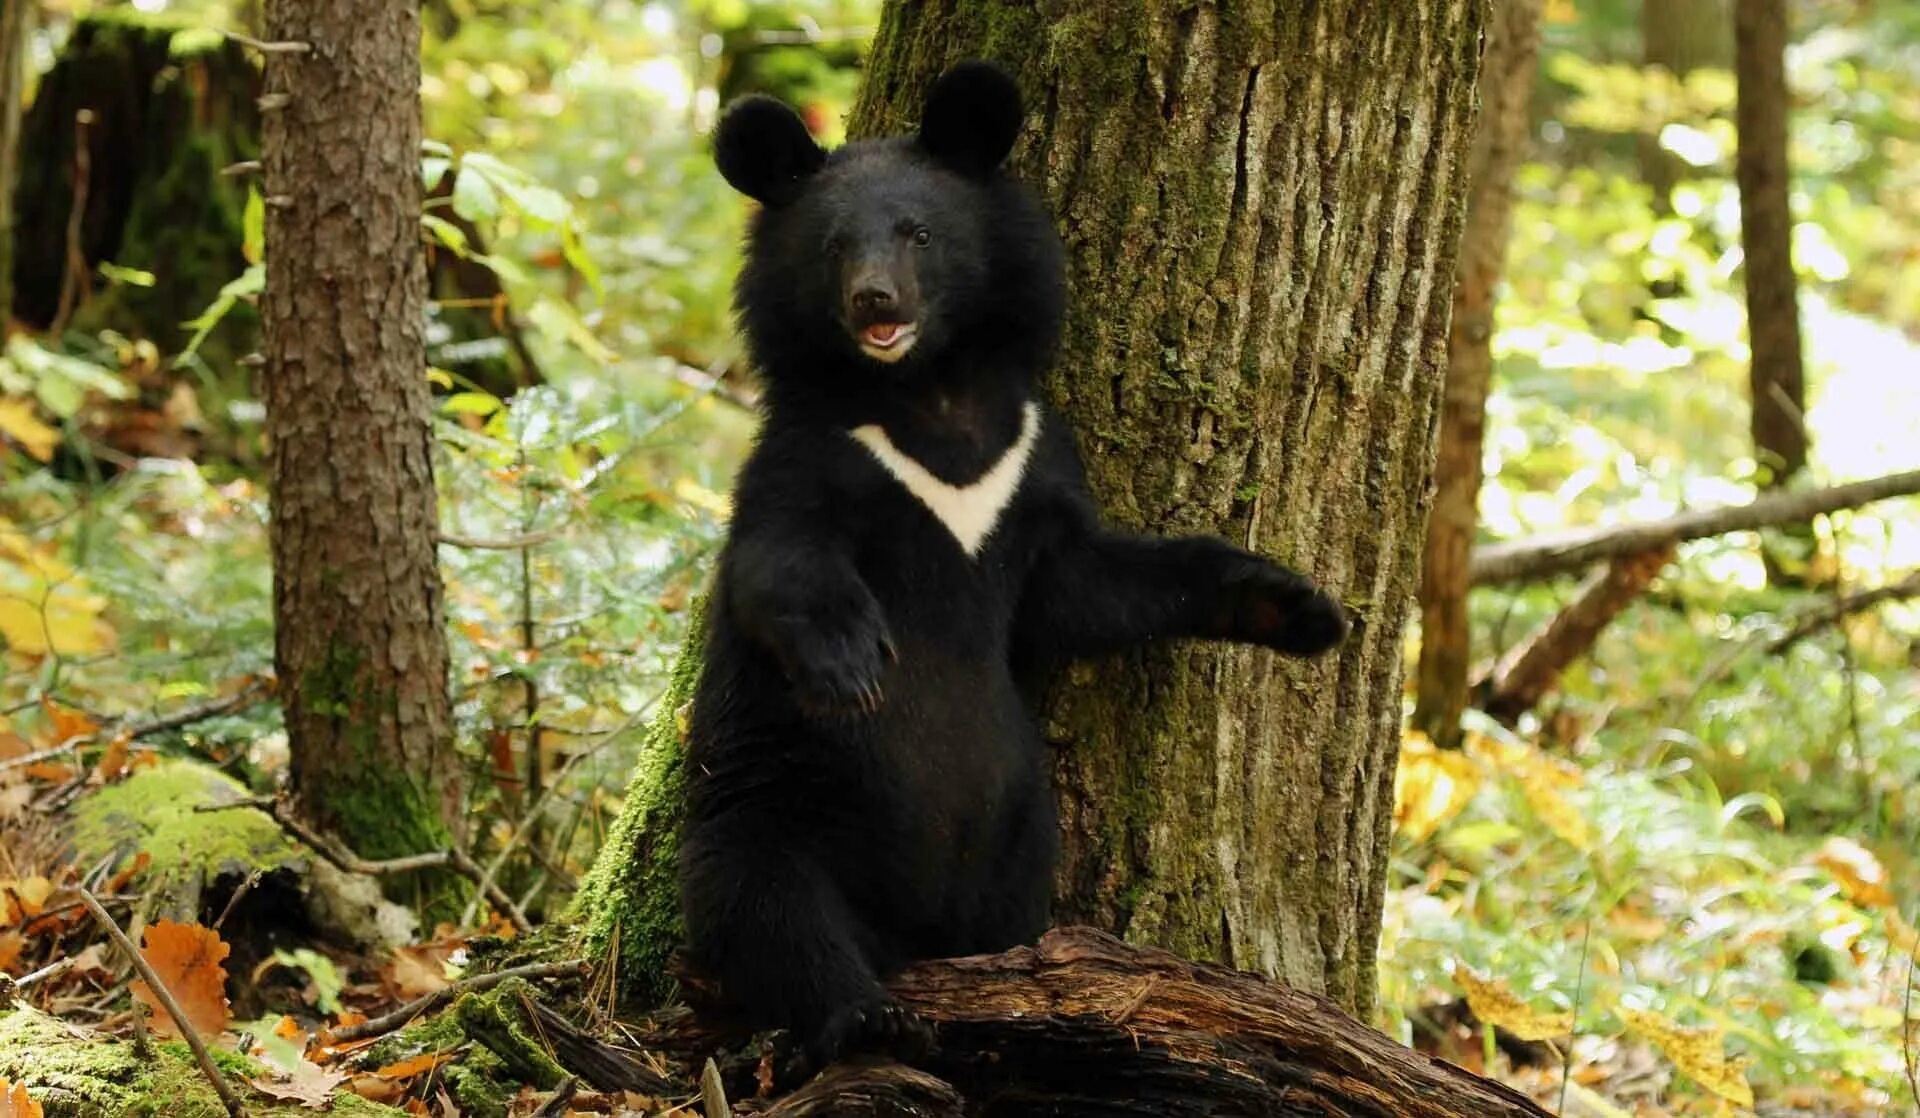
725,530,898,716
1018,528,1349,662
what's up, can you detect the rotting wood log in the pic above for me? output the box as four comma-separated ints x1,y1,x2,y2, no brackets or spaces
1480,544,1676,726
710,927,1554,1117
1470,470,1920,585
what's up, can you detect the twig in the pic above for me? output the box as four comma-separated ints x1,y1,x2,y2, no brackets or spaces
221,29,312,54
437,528,562,551
326,960,589,1044
74,884,248,1117
1558,919,1592,1116
0,683,271,774
701,1058,732,1118
50,110,93,335
198,797,534,932
1903,911,1917,1114
531,1076,577,1117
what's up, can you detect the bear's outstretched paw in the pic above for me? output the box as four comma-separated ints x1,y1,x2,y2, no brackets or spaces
784,617,898,719
780,997,934,1086
1229,565,1352,658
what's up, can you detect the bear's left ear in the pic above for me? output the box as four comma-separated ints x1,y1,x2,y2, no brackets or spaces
918,60,1023,177
714,95,827,206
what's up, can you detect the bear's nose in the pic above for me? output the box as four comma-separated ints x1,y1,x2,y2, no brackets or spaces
851,285,897,317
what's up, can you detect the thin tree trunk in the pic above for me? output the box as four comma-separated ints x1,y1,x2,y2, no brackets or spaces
260,0,458,871
0,0,31,326
849,1,1483,1013
1413,0,1544,751
1640,0,1730,213
1734,0,1811,579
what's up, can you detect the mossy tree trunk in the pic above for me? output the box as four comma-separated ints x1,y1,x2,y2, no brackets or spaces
260,0,458,876
583,1,1484,1015
1413,0,1545,751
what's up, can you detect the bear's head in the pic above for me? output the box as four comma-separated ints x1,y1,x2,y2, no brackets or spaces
715,62,1064,403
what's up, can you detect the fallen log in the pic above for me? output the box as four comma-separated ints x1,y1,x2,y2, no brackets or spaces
724,927,1554,1117
1469,469,1920,585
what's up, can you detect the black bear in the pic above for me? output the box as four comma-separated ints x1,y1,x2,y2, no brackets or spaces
680,61,1350,1076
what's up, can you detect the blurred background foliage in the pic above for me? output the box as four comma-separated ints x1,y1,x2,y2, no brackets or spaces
1,0,1917,1111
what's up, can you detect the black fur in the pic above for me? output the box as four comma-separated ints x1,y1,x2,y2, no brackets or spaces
680,62,1350,1080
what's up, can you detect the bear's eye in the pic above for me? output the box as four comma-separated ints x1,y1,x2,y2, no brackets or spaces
912,226,932,248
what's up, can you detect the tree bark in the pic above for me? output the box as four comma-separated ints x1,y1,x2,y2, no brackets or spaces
1413,0,1544,751
1469,469,1920,585
1478,544,1674,725
847,1,1482,1014
1734,0,1811,581
0,0,28,328
260,0,458,869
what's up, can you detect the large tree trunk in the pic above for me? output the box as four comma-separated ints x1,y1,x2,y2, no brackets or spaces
1412,0,1544,751
0,0,28,328
857,1,1482,1013
1734,0,1812,581
260,0,458,873
580,0,1484,1016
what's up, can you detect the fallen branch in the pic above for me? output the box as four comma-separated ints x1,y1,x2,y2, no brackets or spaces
1470,469,1920,585
326,959,589,1044
197,796,533,933
437,528,562,551
1479,545,1674,725
0,683,271,774
74,884,248,1117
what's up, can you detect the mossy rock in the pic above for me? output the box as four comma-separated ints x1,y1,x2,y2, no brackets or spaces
70,758,298,917
0,1006,403,1118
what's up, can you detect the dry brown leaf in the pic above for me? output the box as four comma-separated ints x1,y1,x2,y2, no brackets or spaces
1455,967,1574,1041
385,944,454,1000
91,733,130,784
0,931,24,974
103,852,151,895
371,1051,455,1080
346,1076,405,1104
0,1080,45,1118
0,782,30,822
4,877,52,919
249,1061,348,1110
130,920,231,1040
1813,836,1894,909
38,699,98,744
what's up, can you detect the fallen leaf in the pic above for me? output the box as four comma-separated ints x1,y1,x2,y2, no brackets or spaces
1455,968,1574,1041
346,1076,405,1104
384,943,455,1000
1619,1006,1753,1107
130,920,231,1039
103,852,152,895
0,1080,44,1118
1814,836,1894,909
91,733,131,783
0,931,24,974
4,877,53,918
371,1051,455,1080
39,698,98,744
249,1061,348,1110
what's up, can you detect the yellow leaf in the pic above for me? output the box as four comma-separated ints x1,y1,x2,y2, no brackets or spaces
1455,967,1574,1041
673,476,731,519
1814,836,1894,909
0,1079,46,1118
1886,910,1918,960
1394,732,1480,842
0,400,57,462
1468,734,1592,850
1520,767,1592,850
1619,1006,1753,1107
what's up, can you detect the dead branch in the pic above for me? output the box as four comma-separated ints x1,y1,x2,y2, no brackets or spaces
1479,545,1674,725
0,683,271,774
325,959,589,1044
437,528,563,551
196,796,533,933
74,884,248,1117
1470,469,1920,584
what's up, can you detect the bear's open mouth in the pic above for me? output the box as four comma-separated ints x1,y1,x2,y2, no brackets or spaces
858,322,918,362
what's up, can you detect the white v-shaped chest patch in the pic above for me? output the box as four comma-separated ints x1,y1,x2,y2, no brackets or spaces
849,402,1041,557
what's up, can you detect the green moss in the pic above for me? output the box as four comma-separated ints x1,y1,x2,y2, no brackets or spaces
442,1046,517,1118
71,759,297,908
0,1007,403,1118
570,603,707,1006
451,979,567,1090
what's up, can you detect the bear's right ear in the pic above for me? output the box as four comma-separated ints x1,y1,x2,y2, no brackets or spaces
714,96,826,207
